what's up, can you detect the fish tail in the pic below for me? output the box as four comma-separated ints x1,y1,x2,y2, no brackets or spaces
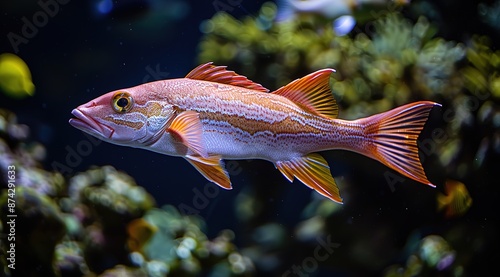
358,101,440,186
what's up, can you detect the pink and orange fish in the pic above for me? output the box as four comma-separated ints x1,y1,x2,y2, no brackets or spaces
69,63,439,203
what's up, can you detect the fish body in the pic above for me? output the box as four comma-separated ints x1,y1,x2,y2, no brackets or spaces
437,179,472,218
132,79,355,161
70,63,439,203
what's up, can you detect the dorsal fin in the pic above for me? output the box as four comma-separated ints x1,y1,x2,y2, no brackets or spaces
185,62,269,92
272,69,338,119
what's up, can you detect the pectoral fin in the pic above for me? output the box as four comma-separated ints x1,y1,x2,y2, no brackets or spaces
185,155,232,190
275,154,342,203
168,110,208,158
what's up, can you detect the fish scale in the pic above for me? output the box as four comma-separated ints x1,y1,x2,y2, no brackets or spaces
160,80,341,155
69,62,440,203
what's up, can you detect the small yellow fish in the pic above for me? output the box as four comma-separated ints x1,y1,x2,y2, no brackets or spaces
126,218,157,253
0,53,35,99
437,179,472,218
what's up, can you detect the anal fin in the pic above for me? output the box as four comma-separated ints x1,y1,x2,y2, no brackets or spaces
185,155,232,190
276,154,342,203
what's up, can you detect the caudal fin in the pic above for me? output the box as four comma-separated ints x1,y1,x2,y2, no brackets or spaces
359,101,440,186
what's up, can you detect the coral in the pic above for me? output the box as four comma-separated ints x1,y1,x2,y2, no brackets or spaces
0,109,64,196
68,165,156,227
383,234,459,277
130,207,254,276
60,165,158,273
0,187,66,276
54,240,90,276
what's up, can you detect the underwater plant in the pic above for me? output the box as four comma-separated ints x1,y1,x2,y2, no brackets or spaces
383,235,457,277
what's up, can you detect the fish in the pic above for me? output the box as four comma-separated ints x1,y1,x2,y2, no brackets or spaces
69,62,439,203
126,218,157,253
0,53,35,99
437,179,472,218
276,0,411,36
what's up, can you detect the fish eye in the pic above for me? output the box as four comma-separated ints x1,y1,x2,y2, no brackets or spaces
112,92,134,113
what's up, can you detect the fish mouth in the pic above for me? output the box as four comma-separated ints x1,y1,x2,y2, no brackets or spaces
69,109,114,138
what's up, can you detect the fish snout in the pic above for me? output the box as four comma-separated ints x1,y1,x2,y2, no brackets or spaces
69,108,114,139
